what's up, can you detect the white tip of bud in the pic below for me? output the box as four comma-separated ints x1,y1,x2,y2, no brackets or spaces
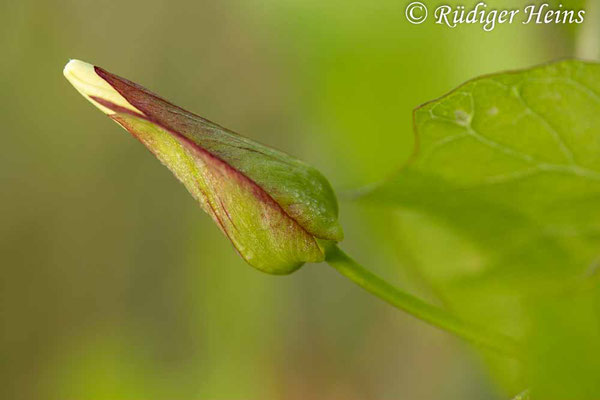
63,59,140,115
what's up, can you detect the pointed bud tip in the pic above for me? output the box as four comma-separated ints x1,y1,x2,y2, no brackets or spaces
63,59,140,115
63,59,89,78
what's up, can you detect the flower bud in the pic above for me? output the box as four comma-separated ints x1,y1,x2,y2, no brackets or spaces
63,59,343,274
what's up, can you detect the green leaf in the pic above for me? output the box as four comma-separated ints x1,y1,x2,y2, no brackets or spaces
360,60,600,398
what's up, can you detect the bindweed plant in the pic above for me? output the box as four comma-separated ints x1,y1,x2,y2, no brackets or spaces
64,59,600,399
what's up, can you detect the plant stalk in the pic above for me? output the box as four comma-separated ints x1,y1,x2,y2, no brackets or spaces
325,243,520,357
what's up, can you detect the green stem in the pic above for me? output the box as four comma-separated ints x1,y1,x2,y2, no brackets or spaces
325,243,520,357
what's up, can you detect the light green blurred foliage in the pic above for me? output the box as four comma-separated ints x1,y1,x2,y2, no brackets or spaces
362,60,600,397
0,0,594,399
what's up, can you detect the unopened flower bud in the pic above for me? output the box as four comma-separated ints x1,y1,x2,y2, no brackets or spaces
63,60,343,274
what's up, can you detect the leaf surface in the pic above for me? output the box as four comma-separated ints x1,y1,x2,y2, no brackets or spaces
360,60,600,398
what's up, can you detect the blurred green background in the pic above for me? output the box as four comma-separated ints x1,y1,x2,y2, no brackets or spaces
1,0,597,399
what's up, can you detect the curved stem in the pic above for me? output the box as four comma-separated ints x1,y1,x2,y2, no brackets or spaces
324,243,520,357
